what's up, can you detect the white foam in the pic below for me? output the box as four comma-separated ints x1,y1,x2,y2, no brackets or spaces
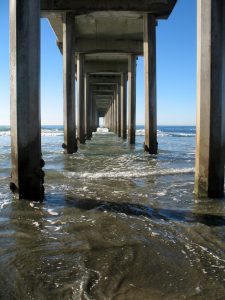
0,131,10,136
97,127,109,133
0,128,195,137
0,130,64,137
47,209,59,216
63,167,194,179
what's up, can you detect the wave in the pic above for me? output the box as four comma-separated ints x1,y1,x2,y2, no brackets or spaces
63,167,194,180
0,129,196,137
132,129,195,137
0,130,64,137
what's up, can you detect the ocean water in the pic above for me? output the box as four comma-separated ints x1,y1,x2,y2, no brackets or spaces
0,125,225,300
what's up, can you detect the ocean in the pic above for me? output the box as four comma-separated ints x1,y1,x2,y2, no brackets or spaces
0,125,225,299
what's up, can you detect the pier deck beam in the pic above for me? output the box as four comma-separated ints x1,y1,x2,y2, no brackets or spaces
63,13,77,154
121,73,127,139
144,14,158,154
77,53,86,144
195,0,225,198
128,55,136,144
10,0,43,200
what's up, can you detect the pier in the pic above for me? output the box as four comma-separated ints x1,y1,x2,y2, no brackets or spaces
9,0,225,200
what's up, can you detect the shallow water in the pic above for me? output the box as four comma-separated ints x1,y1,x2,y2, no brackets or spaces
0,126,225,299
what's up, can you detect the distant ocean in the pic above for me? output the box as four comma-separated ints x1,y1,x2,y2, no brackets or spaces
0,125,225,299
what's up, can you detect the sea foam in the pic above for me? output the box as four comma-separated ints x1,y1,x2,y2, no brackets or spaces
63,167,194,179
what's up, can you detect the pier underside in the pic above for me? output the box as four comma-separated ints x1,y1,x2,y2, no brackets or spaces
8,0,225,200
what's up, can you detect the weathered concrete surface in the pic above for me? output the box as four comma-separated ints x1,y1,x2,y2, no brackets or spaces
128,55,136,144
121,73,127,139
144,14,158,154
63,13,77,154
41,0,177,18
195,0,225,198
10,0,43,200
77,53,86,144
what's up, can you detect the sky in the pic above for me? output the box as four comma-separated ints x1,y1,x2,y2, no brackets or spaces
0,0,196,126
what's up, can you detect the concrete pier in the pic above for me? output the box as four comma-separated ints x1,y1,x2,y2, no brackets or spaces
8,1,184,200
63,13,77,154
128,55,136,144
195,0,225,198
144,14,158,154
121,73,127,139
10,0,43,200
77,53,86,144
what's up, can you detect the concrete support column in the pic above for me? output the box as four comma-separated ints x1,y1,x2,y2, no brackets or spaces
111,97,115,132
128,55,136,144
121,73,127,139
117,83,121,137
92,97,97,132
85,73,92,140
144,14,158,154
77,53,85,144
114,89,118,133
89,88,93,134
110,99,113,131
63,13,77,154
97,111,100,128
10,0,44,200
195,0,225,198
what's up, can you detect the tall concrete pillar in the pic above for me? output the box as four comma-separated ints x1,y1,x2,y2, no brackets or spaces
117,83,121,137
121,73,127,139
110,99,113,131
111,96,115,132
89,88,94,134
77,53,86,144
144,14,158,154
85,73,92,140
114,89,118,133
63,13,77,154
195,0,225,198
10,0,44,200
128,55,136,144
92,97,97,132
97,111,100,128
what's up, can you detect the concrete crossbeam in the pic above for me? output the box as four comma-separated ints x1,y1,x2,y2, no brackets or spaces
73,39,143,55
41,0,177,18
56,40,142,55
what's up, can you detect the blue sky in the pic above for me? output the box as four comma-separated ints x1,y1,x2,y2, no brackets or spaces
0,0,196,125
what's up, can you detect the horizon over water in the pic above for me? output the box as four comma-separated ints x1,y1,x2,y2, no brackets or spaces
0,125,225,299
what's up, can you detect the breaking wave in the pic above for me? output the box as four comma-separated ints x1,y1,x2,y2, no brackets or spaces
0,129,196,137
63,167,194,179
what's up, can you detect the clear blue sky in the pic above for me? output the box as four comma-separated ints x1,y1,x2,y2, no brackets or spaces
0,0,196,126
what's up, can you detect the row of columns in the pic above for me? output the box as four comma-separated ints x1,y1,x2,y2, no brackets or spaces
9,0,225,200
